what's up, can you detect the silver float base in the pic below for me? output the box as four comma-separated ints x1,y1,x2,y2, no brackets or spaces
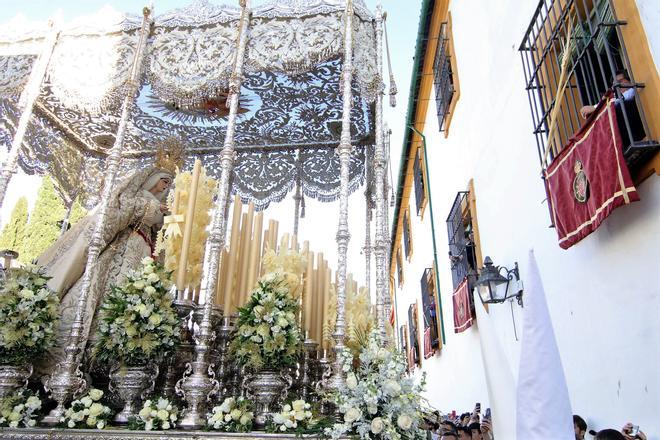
0,428,339,439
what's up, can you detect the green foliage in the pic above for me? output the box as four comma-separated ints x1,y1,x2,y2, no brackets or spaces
0,197,28,256
21,177,66,263
68,198,87,227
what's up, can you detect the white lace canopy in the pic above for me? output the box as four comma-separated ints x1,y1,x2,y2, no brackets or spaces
0,0,381,210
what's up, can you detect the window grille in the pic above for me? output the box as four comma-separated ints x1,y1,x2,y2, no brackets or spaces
446,191,478,291
420,267,440,353
519,0,658,173
433,21,455,132
396,247,404,287
403,209,412,259
413,147,426,215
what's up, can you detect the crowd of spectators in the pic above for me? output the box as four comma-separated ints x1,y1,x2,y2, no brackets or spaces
420,408,648,440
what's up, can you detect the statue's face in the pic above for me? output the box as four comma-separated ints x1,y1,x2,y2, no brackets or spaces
152,177,171,194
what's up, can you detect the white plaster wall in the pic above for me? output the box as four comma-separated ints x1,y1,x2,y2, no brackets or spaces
394,0,660,436
637,0,660,67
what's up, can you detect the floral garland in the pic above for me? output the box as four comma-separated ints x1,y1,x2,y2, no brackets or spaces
206,397,254,432
93,258,179,366
266,399,333,435
129,397,179,431
0,391,42,428
229,271,302,371
60,389,113,429
0,264,59,364
325,329,427,440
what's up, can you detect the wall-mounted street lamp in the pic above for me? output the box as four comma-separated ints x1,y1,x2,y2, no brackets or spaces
476,256,523,306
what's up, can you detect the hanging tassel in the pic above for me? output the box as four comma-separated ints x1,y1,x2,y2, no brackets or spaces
300,193,306,218
384,16,398,108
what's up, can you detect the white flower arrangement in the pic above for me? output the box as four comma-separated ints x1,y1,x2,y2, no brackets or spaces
0,264,59,364
94,258,179,366
60,389,113,430
230,272,302,371
206,397,254,433
266,399,315,433
0,391,42,428
129,397,178,431
325,329,427,439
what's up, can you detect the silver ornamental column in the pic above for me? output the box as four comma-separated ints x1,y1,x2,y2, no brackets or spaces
325,0,354,395
176,0,251,430
364,146,372,296
41,7,154,425
0,22,59,209
373,4,388,340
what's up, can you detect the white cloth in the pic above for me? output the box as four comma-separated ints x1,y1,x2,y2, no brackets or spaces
515,250,574,440
474,290,517,440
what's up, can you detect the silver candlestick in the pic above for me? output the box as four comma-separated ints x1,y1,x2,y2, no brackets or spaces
213,315,234,399
176,0,250,429
299,338,319,401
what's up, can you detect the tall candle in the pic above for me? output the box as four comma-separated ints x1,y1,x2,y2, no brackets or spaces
246,211,263,301
280,233,290,252
291,234,298,251
270,220,279,251
223,195,243,316
320,269,329,349
236,211,251,307
216,249,229,306
177,159,201,297
304,249,314,335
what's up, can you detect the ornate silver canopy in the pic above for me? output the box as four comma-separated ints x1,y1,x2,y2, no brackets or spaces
0,0,379,209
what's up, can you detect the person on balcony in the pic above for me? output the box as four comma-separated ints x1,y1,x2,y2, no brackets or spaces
579,70,645,149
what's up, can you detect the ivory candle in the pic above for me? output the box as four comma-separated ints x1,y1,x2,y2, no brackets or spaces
223,196,243,316
280,233,290,252
215,249,229,306
322,269,331,350
270,220,279,251
291,234,298,251
246,211,263,300
176,159,201,297
304,249,314,335
236,212,251,307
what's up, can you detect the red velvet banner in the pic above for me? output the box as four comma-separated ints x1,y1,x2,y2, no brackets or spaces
545,95,639,249
453,278,473,333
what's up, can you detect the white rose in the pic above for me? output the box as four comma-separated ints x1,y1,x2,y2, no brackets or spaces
27,419,36,427
144,286,157,295
277,317,289,328
371,417,384,434
157,409,169,421
230,409,242,421
68,420,76,428
149,313,163,326
239,414,251,425
162,421,171,430
88,389,103,401
9,420,18,428
80,396,93,408
291,400,306,412
224,414,232,422
344,407,362,423
219,397,234,413
139,406,151,419
147,273,160,284
88,403,104,417
346,373,358,390
367,403,378,415
133,280,146,290
397,414,413,430
19,288,34,299
143,265,154,274
96,420,105,429
384,379,401,395
141,257,154,266
86,416,97,427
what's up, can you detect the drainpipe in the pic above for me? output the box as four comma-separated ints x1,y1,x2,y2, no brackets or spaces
408,125,446,344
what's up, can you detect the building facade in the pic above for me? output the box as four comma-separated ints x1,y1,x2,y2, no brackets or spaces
390,0,660,434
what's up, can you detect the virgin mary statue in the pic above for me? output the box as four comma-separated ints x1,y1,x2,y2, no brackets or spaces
35,166,174,378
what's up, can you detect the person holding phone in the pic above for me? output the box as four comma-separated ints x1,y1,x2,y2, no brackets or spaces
621,422,647,440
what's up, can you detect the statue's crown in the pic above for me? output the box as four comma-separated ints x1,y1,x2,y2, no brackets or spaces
154,136,185,174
